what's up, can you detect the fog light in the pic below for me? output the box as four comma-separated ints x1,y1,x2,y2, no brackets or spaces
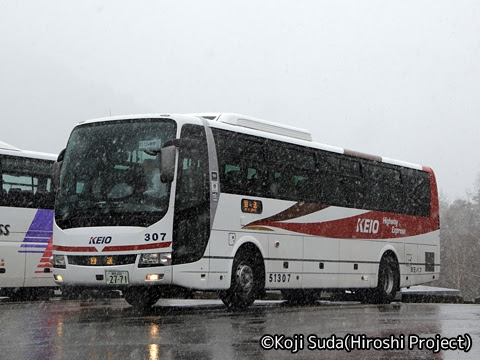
146,274,164,281
54,274,63,282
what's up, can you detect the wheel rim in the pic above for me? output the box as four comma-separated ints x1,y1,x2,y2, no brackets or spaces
236,262,254,295
383,266,394,294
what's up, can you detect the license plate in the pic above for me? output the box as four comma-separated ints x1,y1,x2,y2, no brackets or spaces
105,271,129,285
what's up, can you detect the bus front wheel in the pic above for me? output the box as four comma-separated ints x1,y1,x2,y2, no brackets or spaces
219,250,264,310
124,287,160,311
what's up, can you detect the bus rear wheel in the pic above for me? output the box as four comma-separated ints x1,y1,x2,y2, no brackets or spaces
371,255,399,304
219,251,264,311
355,256,399,304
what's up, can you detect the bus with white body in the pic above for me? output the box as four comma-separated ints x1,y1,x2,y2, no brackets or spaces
0,141,57,300
52,113,440,309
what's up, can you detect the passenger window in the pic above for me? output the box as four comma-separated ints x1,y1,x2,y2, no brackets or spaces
1,156,54,209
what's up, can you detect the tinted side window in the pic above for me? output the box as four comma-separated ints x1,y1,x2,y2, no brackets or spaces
0,156,54,209
213,129,267,197
212,128,430,217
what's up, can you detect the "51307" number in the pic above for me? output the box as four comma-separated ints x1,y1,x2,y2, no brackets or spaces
269,273,291,283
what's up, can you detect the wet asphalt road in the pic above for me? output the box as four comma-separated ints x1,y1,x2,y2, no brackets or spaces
0,297,479,360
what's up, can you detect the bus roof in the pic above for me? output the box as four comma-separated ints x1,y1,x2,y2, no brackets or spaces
76,113,424,171
0,141,57,161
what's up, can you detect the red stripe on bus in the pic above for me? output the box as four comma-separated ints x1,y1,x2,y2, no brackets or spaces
250,212,437,239
37,263,53,268
52,245,97,252
102,242,172,252
52,242,172,253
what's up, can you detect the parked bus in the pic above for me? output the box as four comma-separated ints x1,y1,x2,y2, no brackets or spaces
51,114,440,309
0,141,57,300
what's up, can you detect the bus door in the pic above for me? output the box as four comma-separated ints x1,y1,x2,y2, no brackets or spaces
1,155,55,290
172,125,210,270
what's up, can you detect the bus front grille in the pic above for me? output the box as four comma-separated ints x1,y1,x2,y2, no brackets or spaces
67,255,137,266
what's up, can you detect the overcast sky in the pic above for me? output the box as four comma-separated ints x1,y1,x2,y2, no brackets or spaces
1,1,479,202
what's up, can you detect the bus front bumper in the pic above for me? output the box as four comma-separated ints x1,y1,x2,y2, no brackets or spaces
52,264,173,288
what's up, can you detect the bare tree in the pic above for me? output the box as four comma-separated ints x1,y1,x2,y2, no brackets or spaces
433,174,480,301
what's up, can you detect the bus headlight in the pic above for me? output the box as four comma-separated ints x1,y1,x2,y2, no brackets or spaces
53,255,66,269
139,252,172,267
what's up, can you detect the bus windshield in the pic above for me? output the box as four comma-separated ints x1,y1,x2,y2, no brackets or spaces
55,119,177,230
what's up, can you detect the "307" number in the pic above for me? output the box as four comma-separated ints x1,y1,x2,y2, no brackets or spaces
144,233,166,241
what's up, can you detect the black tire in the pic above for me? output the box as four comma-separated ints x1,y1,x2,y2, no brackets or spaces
124,287,160,311
374,256,399,304
219,251,264,311
355,256,399,304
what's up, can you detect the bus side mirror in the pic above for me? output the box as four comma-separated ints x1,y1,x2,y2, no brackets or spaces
160,146,176,183
52,149,66,192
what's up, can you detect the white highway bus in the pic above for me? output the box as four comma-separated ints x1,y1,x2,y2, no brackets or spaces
0,141,57,300
52,113,440,309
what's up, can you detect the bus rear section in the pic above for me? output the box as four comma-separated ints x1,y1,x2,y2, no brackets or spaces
208,124,440,307
0,142,57,300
